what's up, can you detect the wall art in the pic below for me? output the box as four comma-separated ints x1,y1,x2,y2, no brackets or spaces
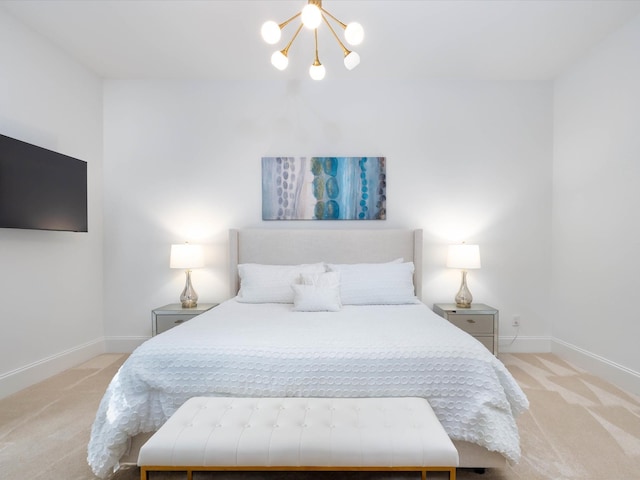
262,156,386,220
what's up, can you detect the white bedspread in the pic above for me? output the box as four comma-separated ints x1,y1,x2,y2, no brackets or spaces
88,300,529,478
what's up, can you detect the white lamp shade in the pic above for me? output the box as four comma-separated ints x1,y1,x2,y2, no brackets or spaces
309,63,326,80
344,51,360,70
344,22,364,45
447,244,481,269
271,50,289,70
261,21,281,44
170,244,204,269
301,4,322,29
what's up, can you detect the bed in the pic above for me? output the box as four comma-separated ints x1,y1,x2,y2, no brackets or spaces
87,228,528,478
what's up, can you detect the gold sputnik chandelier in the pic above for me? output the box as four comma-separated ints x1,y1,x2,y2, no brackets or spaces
261,0,364,80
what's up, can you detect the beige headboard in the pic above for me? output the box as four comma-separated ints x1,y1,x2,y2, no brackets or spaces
229,229,423,300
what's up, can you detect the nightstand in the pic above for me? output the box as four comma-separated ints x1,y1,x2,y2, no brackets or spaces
433,303,499,355
152,303,217,336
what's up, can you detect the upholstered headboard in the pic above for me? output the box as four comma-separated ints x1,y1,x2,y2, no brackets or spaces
229,229,423,300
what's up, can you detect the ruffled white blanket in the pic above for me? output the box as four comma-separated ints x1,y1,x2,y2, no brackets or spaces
88,300,528,478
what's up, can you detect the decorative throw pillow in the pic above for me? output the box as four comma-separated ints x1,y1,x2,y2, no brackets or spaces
327,261,419,305
237,263,326,303
292,284,342,312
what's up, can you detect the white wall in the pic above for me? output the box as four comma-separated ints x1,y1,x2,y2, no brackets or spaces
552,15,640,393
6,1,638,400
103,79,553,352
0,10,104,397
3,0,637,400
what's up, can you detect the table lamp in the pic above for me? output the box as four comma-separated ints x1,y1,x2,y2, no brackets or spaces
170,243,204,308
447,243,481,308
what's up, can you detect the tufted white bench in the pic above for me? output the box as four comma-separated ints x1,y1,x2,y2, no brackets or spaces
138,396,458,480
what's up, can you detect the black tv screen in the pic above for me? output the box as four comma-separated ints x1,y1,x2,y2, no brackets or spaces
0,133,88,232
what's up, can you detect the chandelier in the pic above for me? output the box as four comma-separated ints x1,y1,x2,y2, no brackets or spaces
261,0,364,81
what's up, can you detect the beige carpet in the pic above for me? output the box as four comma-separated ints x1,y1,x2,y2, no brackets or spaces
1,353,639,480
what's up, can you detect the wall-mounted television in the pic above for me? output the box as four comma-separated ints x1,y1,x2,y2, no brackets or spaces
0,133,88,232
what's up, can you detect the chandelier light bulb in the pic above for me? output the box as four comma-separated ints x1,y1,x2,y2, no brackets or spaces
261,21,281,44
271,51,289,71
301,4,322,29
344,22,364,46
309,62,326,80
344,51,360,70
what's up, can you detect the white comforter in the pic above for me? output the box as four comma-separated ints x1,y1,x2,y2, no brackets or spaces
88,300,529,478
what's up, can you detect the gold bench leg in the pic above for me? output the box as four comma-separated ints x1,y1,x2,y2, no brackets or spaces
423,467,456,480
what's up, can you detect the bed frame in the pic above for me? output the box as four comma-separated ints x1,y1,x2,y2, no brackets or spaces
229,228,423,299
121,228,505,471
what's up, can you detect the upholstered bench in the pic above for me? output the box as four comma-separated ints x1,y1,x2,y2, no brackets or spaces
138,396,458,480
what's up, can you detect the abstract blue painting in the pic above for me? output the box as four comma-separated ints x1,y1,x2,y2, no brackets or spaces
262,157,386,220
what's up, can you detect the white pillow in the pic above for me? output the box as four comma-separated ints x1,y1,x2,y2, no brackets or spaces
299,271,340,288
327,261,419,305
237,263,326,303
292,284,342,312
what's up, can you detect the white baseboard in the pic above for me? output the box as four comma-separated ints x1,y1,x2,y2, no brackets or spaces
0,338,106,400
552,338,640,397
105,336,149,353
498,335,552,353
499,335,640,395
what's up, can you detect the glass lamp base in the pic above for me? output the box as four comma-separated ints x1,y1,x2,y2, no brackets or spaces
180,270,198,308
454,270,473,308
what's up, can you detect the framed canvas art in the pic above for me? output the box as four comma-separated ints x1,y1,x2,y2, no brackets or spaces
262,157,386,220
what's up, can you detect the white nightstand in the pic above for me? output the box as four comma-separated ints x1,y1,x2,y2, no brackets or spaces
152,303,217,336
433,303,499,355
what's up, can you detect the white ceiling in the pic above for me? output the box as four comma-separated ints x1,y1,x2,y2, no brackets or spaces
1,0,639,81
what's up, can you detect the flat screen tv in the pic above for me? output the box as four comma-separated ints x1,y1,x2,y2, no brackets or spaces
0,133,88,232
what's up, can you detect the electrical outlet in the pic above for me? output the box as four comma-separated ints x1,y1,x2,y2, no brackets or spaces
512,315,521,327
